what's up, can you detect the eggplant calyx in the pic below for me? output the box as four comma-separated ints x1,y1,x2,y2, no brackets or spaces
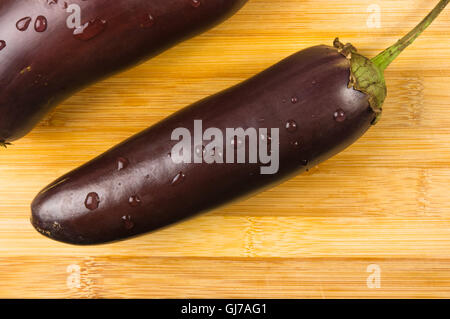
334,38,386,124
0,140,12,148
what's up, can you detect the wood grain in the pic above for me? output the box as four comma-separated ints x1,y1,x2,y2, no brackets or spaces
1,0,450,298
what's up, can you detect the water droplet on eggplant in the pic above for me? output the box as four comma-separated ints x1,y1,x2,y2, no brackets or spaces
333,108,346,122
140,13,155,28
230,136,243,150
194,145,205,158
34,16,48,32
122,215,135,230
285,120,298,133
128,195,141,207
291,140,301,148
16,17,32,31
172,172,186,186
73,18,107,41
117,157,129,171
191,0,201,8
85,192,100,210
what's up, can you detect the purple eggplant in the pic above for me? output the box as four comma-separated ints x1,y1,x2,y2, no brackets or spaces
31,0,449,244
0,0,247,146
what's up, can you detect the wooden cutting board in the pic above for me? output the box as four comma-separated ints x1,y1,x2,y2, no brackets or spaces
1,0,450,298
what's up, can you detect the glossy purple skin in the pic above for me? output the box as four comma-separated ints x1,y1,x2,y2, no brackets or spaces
0,0,248,143
31,45,376,245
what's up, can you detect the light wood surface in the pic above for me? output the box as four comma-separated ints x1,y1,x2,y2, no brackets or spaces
1,0,450,298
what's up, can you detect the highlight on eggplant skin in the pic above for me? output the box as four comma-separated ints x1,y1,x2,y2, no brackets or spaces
30,0,449,245
0,0,248,143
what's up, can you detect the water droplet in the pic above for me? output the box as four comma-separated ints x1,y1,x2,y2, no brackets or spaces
260,133,270,142
0,41,5,51
195,145,205,158
85,192,100,211
191,0,201,7
217,149,224,159
122,215,135,230
291,96,299,104
230,136,243,150
140,13,155,28
291,140,301,148
172,172,186,186
301,159,308,166
208,148,223,161
260,132,272,148
285,120,298,133
16,17,32,31
128,195,141,207
73,18,107,41
34,16,48,32
260,133,266,141
260,133,272,155
333,108,346,122
117,157,129,171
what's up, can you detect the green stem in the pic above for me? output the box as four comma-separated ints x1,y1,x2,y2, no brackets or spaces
372,0,449,71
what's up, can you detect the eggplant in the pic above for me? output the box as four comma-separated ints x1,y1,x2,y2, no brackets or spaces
0,0,247,145
31,0,449,245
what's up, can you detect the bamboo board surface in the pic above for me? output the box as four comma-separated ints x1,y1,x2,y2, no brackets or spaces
1,0,450,299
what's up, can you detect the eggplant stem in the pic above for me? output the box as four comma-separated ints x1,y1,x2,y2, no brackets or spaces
372,0,449,72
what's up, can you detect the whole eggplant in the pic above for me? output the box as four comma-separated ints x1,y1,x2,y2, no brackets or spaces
0,0,247,145
31,0,449,245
